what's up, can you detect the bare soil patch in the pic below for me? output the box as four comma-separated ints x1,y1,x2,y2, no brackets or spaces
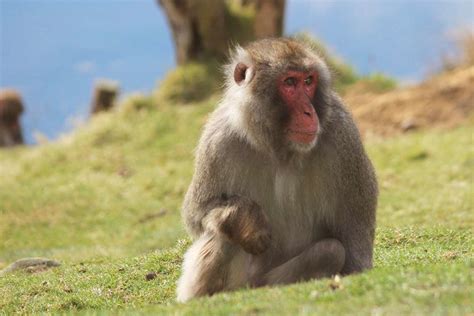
345,66,474,137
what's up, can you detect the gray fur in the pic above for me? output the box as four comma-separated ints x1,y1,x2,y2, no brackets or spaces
177,38,377,302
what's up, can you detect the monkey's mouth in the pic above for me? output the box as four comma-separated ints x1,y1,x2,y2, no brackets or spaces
287,129,317,144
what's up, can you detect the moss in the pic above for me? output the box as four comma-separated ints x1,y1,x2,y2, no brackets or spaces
224,0,256,46
119,93,156,113
154,60,221,104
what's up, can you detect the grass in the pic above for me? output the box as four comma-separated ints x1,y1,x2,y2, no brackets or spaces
0,97,472,314
357,73,397,93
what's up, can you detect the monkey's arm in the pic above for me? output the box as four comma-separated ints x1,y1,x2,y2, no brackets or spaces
182,133,271,254
181,126,229,238
183,184,272,255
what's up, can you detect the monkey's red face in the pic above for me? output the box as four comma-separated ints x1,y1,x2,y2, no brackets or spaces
278,70,319,145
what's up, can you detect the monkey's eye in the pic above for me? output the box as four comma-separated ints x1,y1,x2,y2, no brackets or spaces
304,76,313,85
284,77,297,86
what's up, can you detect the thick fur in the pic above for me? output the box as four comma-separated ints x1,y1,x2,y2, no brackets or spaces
177,38,378,302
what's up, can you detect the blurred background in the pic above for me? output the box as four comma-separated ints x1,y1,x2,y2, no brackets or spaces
1,1,473,313
1,0,472,144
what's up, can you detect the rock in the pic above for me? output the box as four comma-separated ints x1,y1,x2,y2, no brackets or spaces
400,118,418,132
145,272,157,281
0,257,60,276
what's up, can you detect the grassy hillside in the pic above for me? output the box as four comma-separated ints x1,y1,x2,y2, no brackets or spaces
0,99,214,263
0,95,472,314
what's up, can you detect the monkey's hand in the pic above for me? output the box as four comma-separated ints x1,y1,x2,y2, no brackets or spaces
205,197,272,255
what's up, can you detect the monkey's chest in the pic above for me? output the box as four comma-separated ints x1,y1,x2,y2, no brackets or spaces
264,197,319,257
233,164,326,255
247,174,327,277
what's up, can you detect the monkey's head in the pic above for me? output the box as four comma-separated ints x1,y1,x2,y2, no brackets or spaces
224,38,333,156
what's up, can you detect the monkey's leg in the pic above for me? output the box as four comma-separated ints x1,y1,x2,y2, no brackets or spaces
177,197,270,302
263,238,345,285
176,233,248,303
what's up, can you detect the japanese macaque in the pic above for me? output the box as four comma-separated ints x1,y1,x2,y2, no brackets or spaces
176,38,378,302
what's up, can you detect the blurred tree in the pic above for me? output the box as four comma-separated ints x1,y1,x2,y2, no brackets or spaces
0,89,24,147
158,0,286,65
253,0,285,38
90,80,120,115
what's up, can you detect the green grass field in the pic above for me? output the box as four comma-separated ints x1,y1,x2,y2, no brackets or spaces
0,99,472,315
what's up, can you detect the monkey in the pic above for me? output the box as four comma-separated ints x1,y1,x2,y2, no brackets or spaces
0,89,24,147
176,38,378,302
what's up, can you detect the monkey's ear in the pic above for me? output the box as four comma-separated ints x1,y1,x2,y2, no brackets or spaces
233,62,254,86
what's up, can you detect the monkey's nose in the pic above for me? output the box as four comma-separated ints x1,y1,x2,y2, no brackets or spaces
304,111,312,117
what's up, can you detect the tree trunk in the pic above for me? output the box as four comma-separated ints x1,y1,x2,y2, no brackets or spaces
0,89,24,147
254,0,285,38
158,0,286,65
90,80,119,114
158,0,229,65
